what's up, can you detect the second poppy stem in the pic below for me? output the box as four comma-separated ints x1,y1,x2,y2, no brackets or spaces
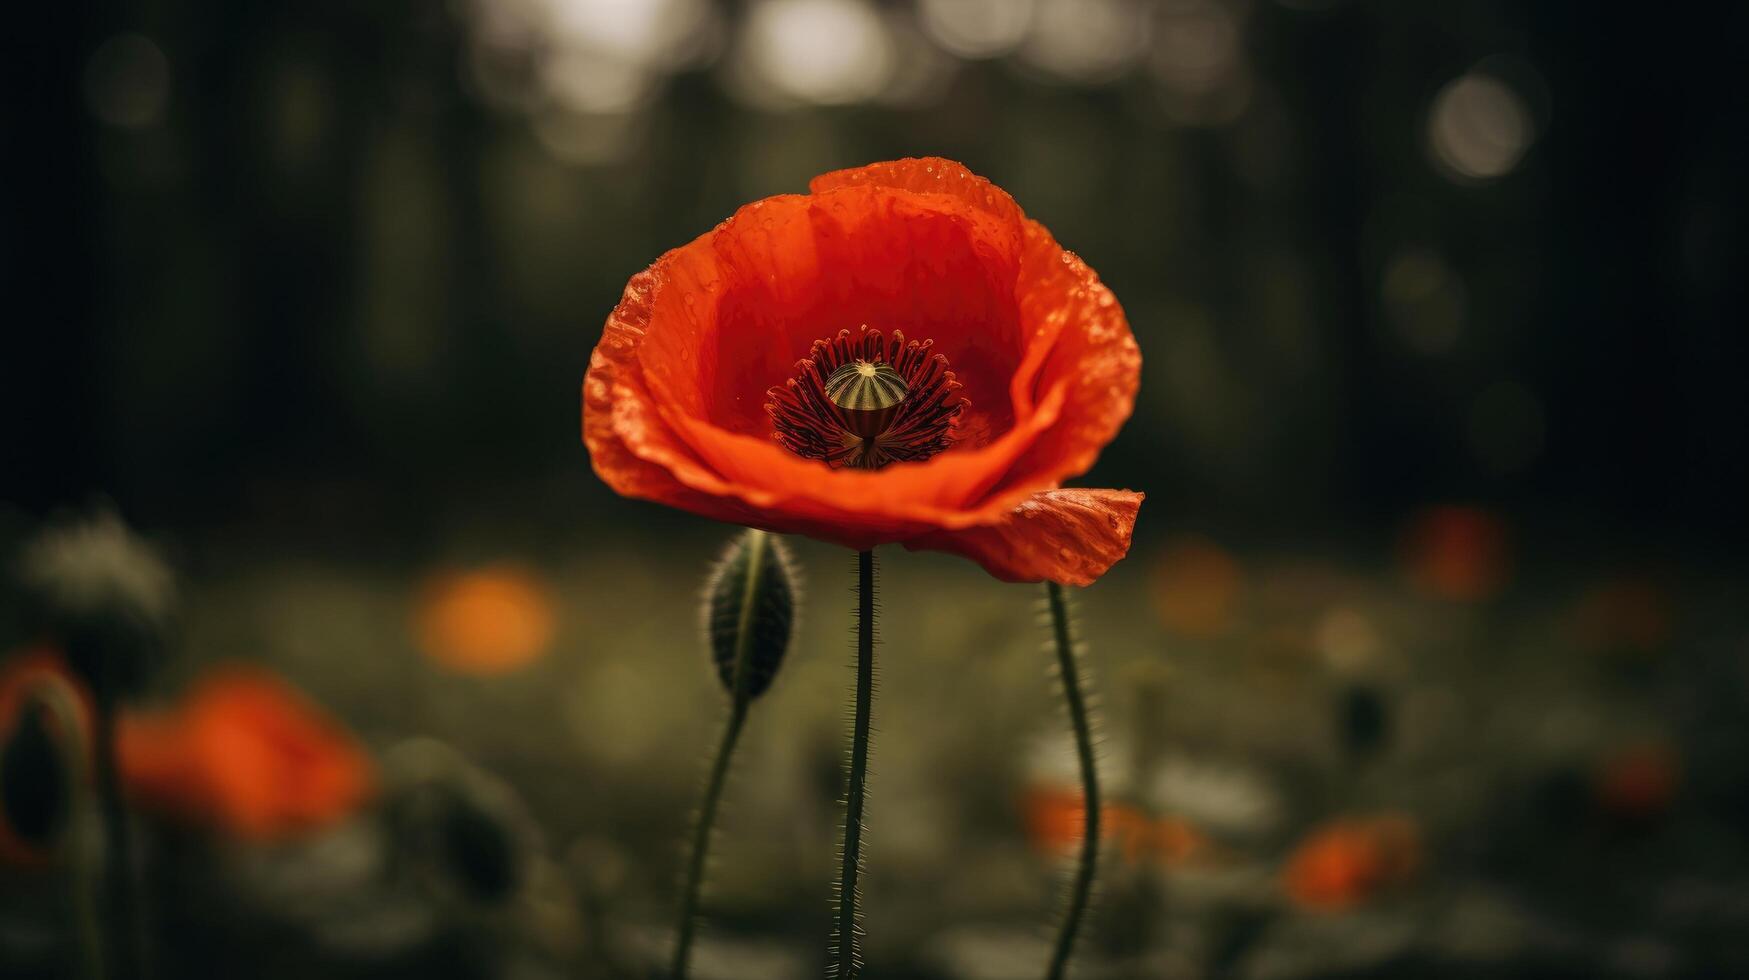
1045,581,1099,980
832,549,876,979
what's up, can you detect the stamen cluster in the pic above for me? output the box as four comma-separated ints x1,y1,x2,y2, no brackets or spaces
766,325,967,470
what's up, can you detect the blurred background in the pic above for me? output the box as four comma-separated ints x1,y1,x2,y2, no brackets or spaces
3,0,1748,977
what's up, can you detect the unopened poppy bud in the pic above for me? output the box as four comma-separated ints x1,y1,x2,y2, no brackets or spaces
1,700,72,853
15,508,175,698
702,530,797,703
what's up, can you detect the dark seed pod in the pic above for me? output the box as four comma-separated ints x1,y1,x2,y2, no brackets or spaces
703,530,797,702
1,701,72,850
826,360,908,438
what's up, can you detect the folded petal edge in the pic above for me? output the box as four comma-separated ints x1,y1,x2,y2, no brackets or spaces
901,488,1144,586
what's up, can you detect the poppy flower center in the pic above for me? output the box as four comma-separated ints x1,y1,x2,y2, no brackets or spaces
766,325,967,470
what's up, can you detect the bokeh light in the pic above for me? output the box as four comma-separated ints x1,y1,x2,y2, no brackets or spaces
917,0,1035,60
544,0,717,70
1016,0,1153,85
84,33,171,130
1151,535,1242,637
1400,505,1510,602
876,10,960,108
1381,247,1467,354
1428,69,1535,182
413,565,557,675
461,0,720,163
542,49,652,115
1150,0,1251,125
1315,607,1382,673
1149,755,1283,840
732,0,895,108
1281,813,1420,911
534,109,646,165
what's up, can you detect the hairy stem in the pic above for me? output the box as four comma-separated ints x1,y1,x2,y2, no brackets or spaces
25,678,104,980
669,706,746,978
92,693,143,980
832,549,876,979
671,531,768,979
1045,581,1099,980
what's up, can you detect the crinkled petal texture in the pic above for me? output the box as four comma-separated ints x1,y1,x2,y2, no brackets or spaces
582,158,1142,585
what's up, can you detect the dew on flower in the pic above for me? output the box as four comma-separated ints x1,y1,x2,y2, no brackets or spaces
24,8,1737,975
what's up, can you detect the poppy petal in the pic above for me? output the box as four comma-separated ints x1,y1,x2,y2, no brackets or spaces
809,156,1026,253
582,263,783,524
903,489,1143,586
591,198,1066,535
990,222,1141,492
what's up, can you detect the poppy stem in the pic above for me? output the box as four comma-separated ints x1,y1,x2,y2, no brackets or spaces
1044,581,1099,980
832,549,876,979
23,677,105,980
92,695,144,980
670,704,747,979
670,531,771,980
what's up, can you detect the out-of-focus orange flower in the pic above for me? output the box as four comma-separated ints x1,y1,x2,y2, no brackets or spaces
1571,578,1672,656
1127,814,1206,866
1022,787,1205,867
0,651,92,866
0,651,91,743
1023,787,1092,854
1400,505,1509,602
413,564,557,675
118,665,373,839
1595,741,1680,822
1152,536,1241,637
1281,813,1420,911
581,157,1143,586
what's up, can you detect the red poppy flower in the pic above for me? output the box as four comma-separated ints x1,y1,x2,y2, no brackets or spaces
1022,786,1106,855
1021,787,1206,866
582,158,1142,585
1281,813,1420,911
118,665,372,839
